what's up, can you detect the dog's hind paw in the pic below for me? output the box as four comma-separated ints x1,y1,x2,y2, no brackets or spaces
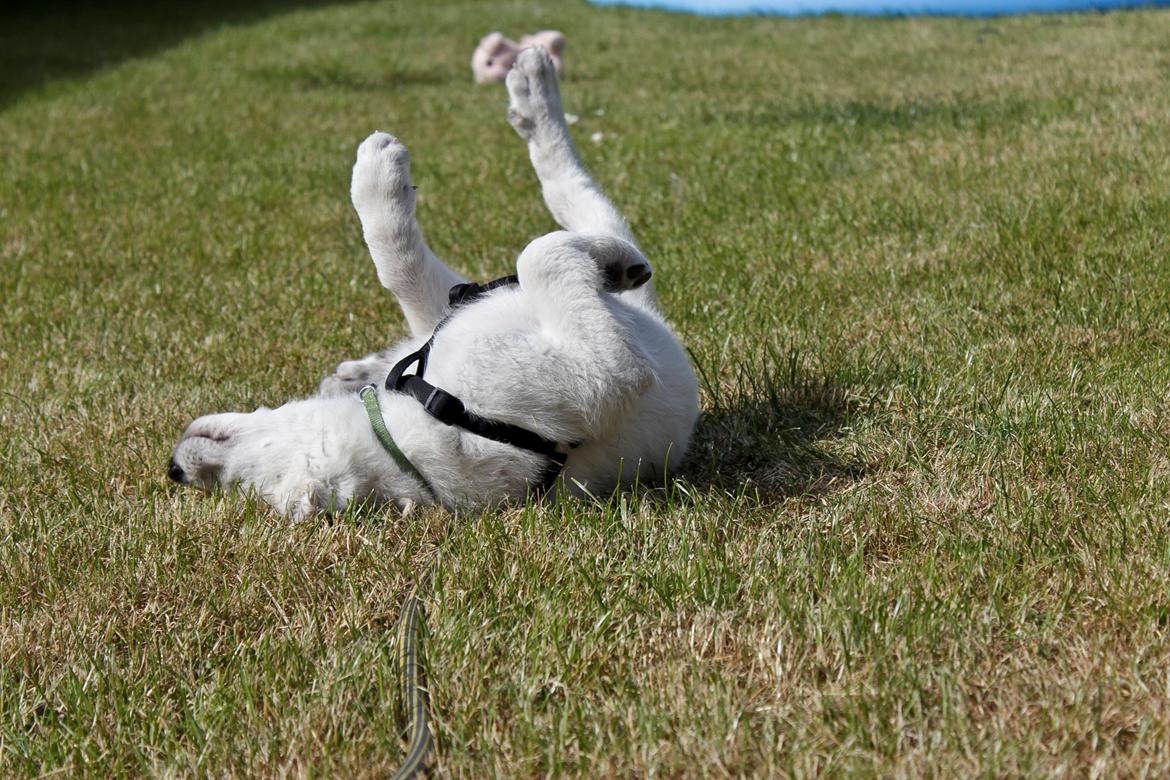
588,235,653,292
602,259,652,292
506,47,565,142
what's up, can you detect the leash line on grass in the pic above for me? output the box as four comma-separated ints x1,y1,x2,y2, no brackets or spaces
390,521,483,779
391,567,434,780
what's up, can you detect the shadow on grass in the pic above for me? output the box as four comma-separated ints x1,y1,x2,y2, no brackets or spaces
681,346,869,503
0,0,355,110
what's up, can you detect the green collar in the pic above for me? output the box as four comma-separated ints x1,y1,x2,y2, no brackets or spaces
360,385,436,501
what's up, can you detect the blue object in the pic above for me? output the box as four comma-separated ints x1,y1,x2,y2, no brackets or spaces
590,0,1168,16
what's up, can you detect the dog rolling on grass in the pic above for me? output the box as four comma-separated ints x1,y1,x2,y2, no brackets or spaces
167,48,699,519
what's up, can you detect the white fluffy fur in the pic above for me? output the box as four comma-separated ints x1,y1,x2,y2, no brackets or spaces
169,49,699,519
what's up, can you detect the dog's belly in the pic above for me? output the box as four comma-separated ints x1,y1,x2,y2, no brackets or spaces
409,287,699,492
561,308,700,490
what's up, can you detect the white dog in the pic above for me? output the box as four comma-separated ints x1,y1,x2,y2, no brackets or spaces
167,49,699,519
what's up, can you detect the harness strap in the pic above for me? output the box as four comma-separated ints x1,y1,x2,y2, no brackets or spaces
390,367,569,490
446,274,518,308
383,274,572,493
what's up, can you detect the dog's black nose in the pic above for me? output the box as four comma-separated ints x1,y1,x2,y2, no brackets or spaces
167,457,187,484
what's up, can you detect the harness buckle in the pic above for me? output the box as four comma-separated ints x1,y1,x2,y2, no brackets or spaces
423,386,465,424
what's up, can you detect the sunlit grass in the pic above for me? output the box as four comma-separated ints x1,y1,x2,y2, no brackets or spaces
3,0,1170,775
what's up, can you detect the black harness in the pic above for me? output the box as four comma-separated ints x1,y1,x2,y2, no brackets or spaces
384,275,572,493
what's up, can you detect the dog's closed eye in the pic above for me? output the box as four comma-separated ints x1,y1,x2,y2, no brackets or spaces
189,432,231,443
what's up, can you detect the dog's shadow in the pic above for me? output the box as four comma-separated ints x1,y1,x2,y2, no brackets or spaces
679,348,870,503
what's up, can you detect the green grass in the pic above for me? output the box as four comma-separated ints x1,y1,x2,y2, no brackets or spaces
3,0,1170,775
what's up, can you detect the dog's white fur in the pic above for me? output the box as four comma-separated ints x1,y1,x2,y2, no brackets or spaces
169,49,699,519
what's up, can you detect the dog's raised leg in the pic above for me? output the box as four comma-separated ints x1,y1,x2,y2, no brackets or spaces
351,132,466,334
320,133,467,395
506,48,656,309
514,231,655,441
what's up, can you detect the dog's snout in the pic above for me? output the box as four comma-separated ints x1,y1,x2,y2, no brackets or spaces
167,457,187,484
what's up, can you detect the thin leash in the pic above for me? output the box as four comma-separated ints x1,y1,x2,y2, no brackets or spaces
362,384,438,778
390,561,436,780
367,273,578,777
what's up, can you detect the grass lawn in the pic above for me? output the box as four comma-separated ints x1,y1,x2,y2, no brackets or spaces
3,0,1170,775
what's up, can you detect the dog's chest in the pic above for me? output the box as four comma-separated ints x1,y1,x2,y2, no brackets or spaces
421,289,543,398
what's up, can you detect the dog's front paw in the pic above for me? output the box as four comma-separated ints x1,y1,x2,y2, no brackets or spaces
506,47,565,142
351,132,416,226
318,354,392,397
